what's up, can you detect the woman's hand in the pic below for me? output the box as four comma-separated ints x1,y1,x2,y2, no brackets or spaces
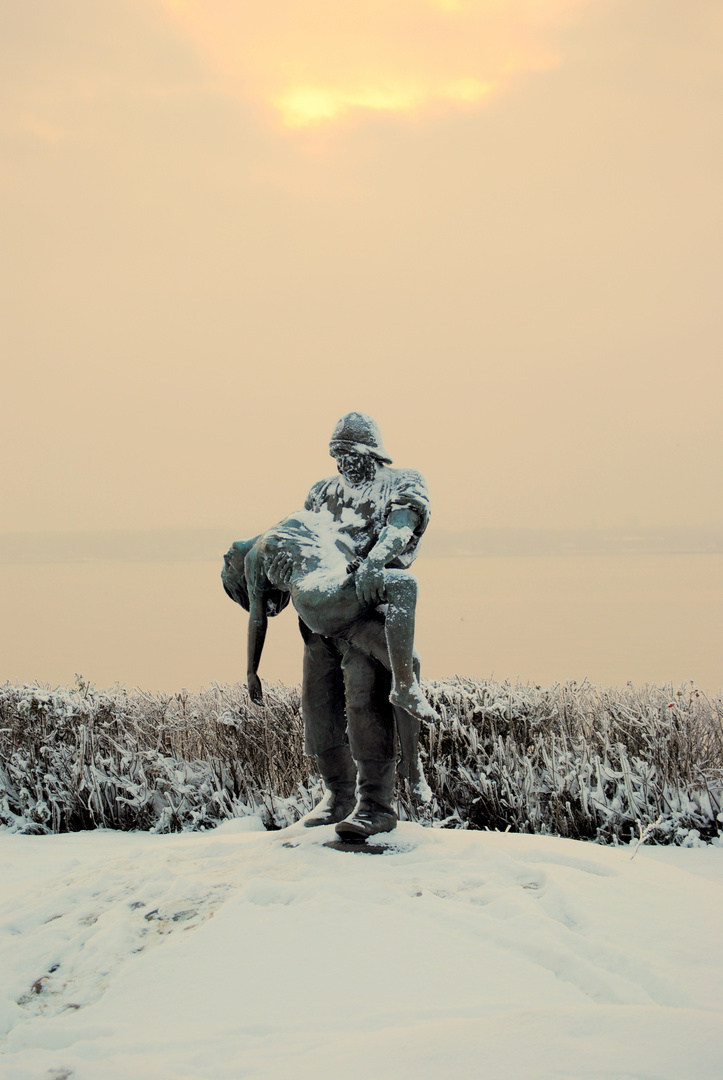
247,672,263,704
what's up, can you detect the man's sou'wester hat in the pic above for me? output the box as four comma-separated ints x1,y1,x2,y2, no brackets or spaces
329,412,393,465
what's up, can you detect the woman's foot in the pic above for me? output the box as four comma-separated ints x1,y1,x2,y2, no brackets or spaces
411,776,434,804
390,682,439,723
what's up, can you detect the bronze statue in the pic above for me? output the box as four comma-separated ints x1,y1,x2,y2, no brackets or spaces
228,516,437,723
223,412,433,840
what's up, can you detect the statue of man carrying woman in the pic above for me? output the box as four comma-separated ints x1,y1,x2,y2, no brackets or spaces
222,412,435,840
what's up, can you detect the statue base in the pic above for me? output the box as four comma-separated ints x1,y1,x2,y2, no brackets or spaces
280,835,412,855
322,839,392,855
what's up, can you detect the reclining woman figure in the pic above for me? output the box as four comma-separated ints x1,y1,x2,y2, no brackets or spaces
223,509,439,724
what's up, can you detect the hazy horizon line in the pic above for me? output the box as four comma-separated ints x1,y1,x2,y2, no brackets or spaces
1,524,721,564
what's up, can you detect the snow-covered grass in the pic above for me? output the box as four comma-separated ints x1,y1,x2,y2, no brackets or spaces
2,677,721,844
1,822,721,1079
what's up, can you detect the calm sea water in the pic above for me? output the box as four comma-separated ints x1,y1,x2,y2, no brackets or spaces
2,555,721,695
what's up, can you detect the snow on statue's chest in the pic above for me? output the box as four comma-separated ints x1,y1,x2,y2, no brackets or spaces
322,475,391,557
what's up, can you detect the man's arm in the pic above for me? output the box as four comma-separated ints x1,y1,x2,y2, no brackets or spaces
354,506,419,604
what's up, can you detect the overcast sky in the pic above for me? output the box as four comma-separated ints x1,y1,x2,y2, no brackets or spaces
2,0,721,540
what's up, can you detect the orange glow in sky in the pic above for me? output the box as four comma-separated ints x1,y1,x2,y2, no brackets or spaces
157,0,590,127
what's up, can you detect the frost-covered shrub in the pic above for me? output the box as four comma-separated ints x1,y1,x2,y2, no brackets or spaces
415,678,723,845
0,680,320,834
1,676,721,844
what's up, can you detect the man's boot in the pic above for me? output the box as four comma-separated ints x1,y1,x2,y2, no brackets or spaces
335,758,397,840
303,745,357,827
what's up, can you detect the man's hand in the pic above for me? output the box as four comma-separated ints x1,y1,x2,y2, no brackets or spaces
353,507,418,603
354,558,386,605
267,551,293,590
247,672,263,704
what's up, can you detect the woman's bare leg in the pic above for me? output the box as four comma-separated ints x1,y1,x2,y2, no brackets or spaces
382,570,438,722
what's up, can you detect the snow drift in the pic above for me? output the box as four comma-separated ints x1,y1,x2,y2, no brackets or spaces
1,822,721,1079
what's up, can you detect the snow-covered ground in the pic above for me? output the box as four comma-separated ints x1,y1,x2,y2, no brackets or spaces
1,822,721,1080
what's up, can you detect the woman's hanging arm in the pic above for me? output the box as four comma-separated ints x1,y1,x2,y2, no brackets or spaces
247,594,268,704
245,546,268,704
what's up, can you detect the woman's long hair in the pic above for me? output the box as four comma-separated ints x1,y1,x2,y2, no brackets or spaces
221,538,291,617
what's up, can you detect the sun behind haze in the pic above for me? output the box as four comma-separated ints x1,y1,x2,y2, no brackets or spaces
157,0,588,127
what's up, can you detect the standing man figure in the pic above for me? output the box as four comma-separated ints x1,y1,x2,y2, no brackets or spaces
297,412,431,839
